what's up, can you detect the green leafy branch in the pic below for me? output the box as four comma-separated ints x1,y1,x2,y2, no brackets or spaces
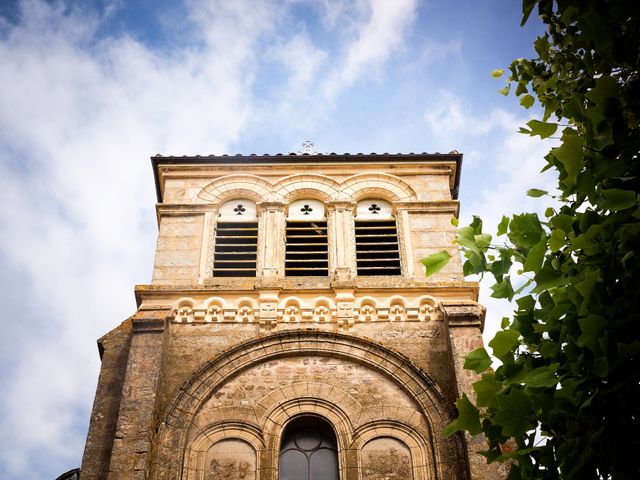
423,1,640,478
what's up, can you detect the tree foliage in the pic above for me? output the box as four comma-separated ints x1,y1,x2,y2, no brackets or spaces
424,1,640,478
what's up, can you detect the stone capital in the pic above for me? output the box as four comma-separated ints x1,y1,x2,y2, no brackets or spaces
326,200,356,213
257,201,286,213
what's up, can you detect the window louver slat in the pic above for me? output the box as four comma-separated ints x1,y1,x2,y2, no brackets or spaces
285,221,328,276
355,219,401,276
212,221,258,277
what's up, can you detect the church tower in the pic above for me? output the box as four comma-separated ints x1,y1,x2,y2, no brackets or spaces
80,152,499,479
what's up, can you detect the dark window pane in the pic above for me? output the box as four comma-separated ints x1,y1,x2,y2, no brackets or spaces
310,448,339,480
279,417,339,480
279,450,308,480
295,429,322,451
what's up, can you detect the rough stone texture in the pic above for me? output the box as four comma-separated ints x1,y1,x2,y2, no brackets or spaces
105,312,165,480
152,214,204,285
80,319,133,480
81,155,504,480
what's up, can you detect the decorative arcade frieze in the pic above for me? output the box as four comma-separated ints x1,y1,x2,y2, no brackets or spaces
168,293,439,331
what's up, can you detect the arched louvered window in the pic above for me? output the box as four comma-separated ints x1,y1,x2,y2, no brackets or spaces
279,417,339,480
285,200,328,276
212,199,258,277
355,200,401,276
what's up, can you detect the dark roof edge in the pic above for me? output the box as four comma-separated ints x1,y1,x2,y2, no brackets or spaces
151,152,463,203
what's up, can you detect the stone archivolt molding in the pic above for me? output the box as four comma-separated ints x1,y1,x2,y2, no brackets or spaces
195,173,417,204
183,422,265,480
169,294,439,328
152,331,460,480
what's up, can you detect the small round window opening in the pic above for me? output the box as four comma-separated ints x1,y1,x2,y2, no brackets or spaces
279,417,339,480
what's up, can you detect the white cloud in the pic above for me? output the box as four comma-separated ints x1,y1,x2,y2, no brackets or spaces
0,0,281,477
322,0,418,99
424,90,517,139
0,1,434,477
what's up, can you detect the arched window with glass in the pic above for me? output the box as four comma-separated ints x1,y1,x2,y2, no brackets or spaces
279,416,339,480
354,199,402,276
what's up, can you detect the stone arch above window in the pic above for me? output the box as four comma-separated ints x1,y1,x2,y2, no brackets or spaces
196,174,273,204
275,174,341,203
182,423,264,480
342,173,417,202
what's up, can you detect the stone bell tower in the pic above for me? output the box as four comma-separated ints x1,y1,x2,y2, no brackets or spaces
80,152,500,480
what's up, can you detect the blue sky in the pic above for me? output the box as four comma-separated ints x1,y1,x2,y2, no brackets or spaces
0,1,556,478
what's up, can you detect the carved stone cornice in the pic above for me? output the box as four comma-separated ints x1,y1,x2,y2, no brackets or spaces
441,300,486,329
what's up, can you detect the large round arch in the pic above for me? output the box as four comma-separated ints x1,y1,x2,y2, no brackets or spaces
149,330,467,480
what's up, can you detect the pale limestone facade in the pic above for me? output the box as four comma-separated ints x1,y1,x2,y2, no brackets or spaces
81,153,503,480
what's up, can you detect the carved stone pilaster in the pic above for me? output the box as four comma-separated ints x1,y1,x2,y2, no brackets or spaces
327,201,357,281
257,202,286,285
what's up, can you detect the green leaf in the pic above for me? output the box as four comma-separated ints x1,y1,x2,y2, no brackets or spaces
421,251,452,277
526,188,548,198
494,388,531,437
490,258,512,278
491,68,505,78
521,0,536,26
491,277,515,300
444,393,482,436
498,85,510,96
457,225,478,251
523,364,559,388
550,214,574,234
577,315,607,354
508,213,544,248
489,329,520,359
474,233,492,250
601,188,637,211
532,266,565,293
451,216,459,226
520,94,535,109
526,119,557,139
575,270,599,303
497,216,510,236
549,229,565,252
473,373,502,407
523,238,547,273
464,348,492,373
551,134,584,187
